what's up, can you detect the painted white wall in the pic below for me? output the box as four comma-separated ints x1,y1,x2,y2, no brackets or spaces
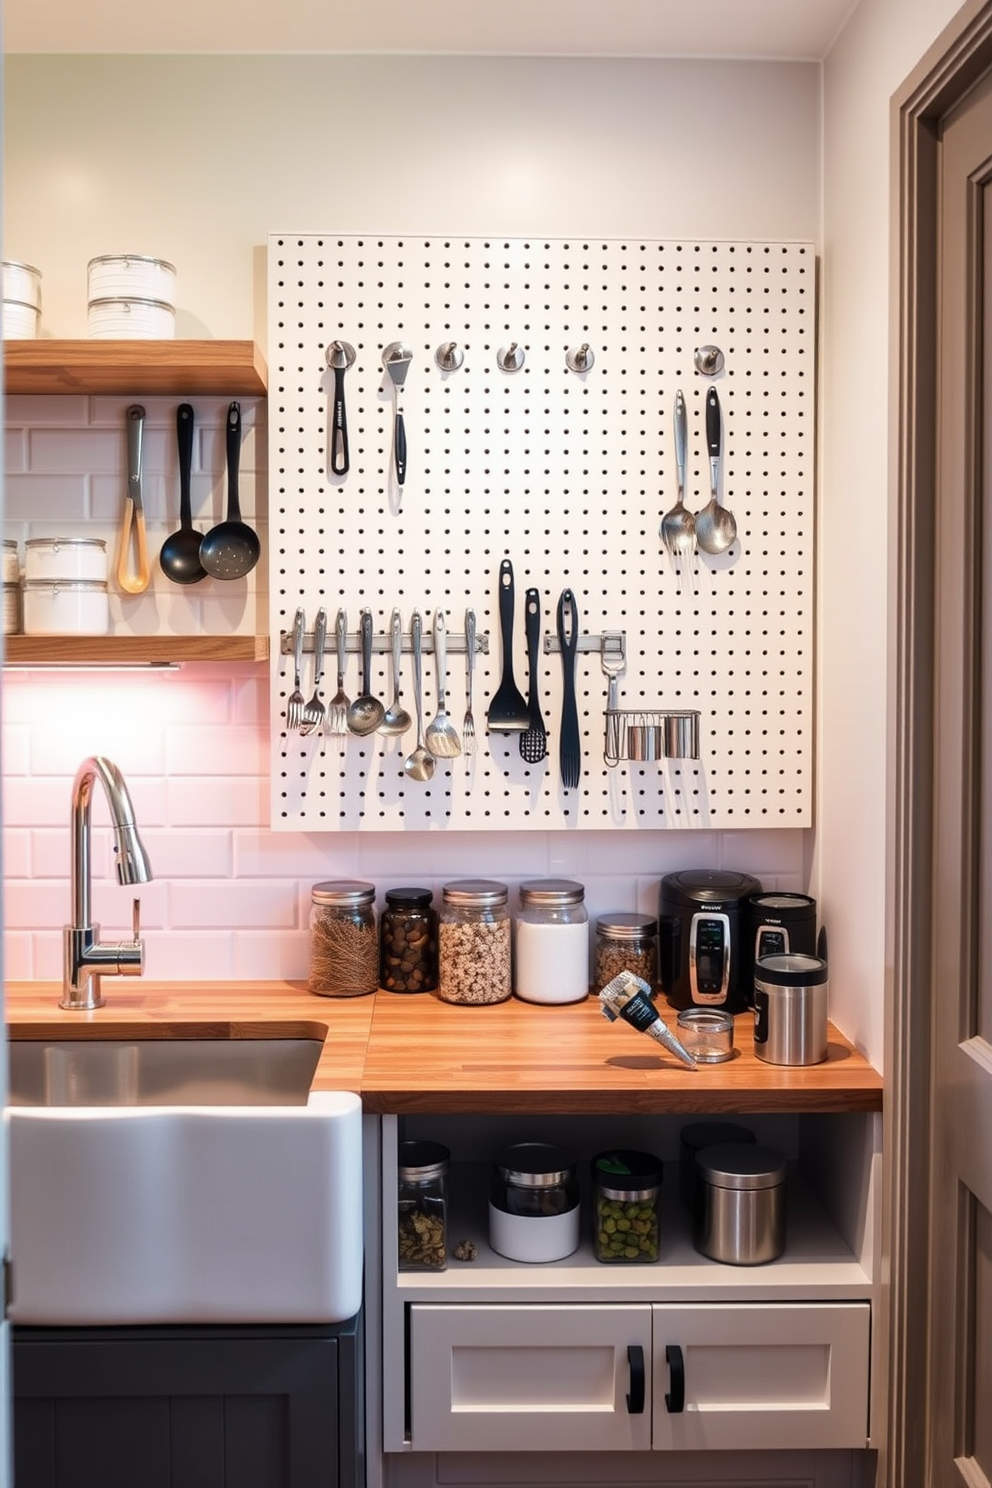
3,56,820,342
817,0,965,1067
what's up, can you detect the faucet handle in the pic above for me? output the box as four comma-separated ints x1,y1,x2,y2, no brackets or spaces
131,897,141,943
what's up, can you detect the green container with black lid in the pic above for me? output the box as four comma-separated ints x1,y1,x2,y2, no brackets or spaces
591,1149,663,1263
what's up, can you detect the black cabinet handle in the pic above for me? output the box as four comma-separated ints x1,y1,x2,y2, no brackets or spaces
626,1344,645,1414
664,1344,685,1413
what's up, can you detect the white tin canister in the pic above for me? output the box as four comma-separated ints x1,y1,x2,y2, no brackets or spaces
3,301,41,339
24,537,108,583
1,261,42,309
87,254,176,306
3,583,22,635
87,297,175,340
22,579,110,636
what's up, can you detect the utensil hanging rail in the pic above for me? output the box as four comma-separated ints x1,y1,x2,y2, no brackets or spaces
280,628,489,657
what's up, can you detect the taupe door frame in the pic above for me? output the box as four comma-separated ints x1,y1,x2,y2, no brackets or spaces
888,3,992,1485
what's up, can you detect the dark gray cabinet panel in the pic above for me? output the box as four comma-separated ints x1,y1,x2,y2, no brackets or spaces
13,1319,363,1488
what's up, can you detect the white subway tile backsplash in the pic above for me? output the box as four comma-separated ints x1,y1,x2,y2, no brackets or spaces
141,830,234,879
165,725,268,776
3,829,32,878
147,930,234,981
29,427,121,475
4,932,35,979
170,880,299,930
231,929,308,983
5,474,90,522
168,778,266,828
6,396,89,427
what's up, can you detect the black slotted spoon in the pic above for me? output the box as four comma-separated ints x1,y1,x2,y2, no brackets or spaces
519,587,548,763
557,588,581,790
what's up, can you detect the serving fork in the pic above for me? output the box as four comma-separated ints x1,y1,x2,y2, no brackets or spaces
326,607,351,736
285,607,306,731
300,606,328,735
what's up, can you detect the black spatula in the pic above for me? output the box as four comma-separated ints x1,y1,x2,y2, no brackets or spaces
487,557,530,732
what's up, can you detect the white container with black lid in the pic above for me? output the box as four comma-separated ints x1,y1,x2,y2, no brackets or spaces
692,1143,787,1265
489,1141,579,1262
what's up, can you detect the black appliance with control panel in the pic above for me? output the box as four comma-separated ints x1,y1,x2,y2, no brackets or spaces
744,891,818,1006
659,869,762,1013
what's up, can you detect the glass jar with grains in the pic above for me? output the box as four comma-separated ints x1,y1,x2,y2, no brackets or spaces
593,913,658,994
398,1139,449,1272
436,879,511,1004
309,880,378,996
380,887,438,993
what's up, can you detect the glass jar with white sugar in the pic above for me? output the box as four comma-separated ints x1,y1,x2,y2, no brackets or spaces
514,878,590,1004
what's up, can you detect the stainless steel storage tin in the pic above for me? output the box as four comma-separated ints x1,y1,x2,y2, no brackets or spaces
1,260,42,309
692,1142,787,1265
753,952,829,1066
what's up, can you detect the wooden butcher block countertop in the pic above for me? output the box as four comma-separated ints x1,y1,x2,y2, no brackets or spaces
5,981,883,1116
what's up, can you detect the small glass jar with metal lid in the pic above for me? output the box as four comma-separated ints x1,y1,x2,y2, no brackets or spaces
436,879,511,1005
380,887,438,992
308,879,378,997
515,878,589,1004
592,1149,663,1263
398,1139,449,1271
593,912,658,993
489,1141,580,1262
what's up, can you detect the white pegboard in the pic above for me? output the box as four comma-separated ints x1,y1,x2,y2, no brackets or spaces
267,234,814,832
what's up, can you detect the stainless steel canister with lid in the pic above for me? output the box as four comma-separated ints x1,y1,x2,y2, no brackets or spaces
398,1139,449,1271
692,1143,787,1265
678,1120,757,1210
593,913,658,993
308,879,378,996
753,952,829,1065
515,878,589,1004
437,879,511,1004
489,1141,579,1262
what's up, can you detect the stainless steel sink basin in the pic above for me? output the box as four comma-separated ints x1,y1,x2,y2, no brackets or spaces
8,1037,322,1107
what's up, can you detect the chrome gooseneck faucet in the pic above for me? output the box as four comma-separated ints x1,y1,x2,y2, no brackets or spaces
61,756,153,1011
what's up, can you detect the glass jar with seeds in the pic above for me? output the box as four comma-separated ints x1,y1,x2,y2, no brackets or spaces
436,879,511,1004
593,913,658,994
398,1139,449,1272
309,879,378,996
380,886,438,993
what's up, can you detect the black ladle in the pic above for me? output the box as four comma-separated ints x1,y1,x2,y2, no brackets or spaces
159,403,207,585
199,401,261,580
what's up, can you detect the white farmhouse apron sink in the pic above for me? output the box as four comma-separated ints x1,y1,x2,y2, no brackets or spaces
6,1036,363,1326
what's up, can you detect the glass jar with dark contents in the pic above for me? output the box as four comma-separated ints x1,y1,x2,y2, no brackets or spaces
380,887,438,992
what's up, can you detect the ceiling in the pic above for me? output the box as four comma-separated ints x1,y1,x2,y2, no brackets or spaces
4,0,859,60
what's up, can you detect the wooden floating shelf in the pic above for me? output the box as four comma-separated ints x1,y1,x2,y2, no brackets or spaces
4,340,268,397
4,635,270,664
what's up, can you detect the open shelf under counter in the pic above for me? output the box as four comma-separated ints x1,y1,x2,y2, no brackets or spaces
362,993,884,1116
4,634,270,665
4,340,267,397
388,1159,873,1305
